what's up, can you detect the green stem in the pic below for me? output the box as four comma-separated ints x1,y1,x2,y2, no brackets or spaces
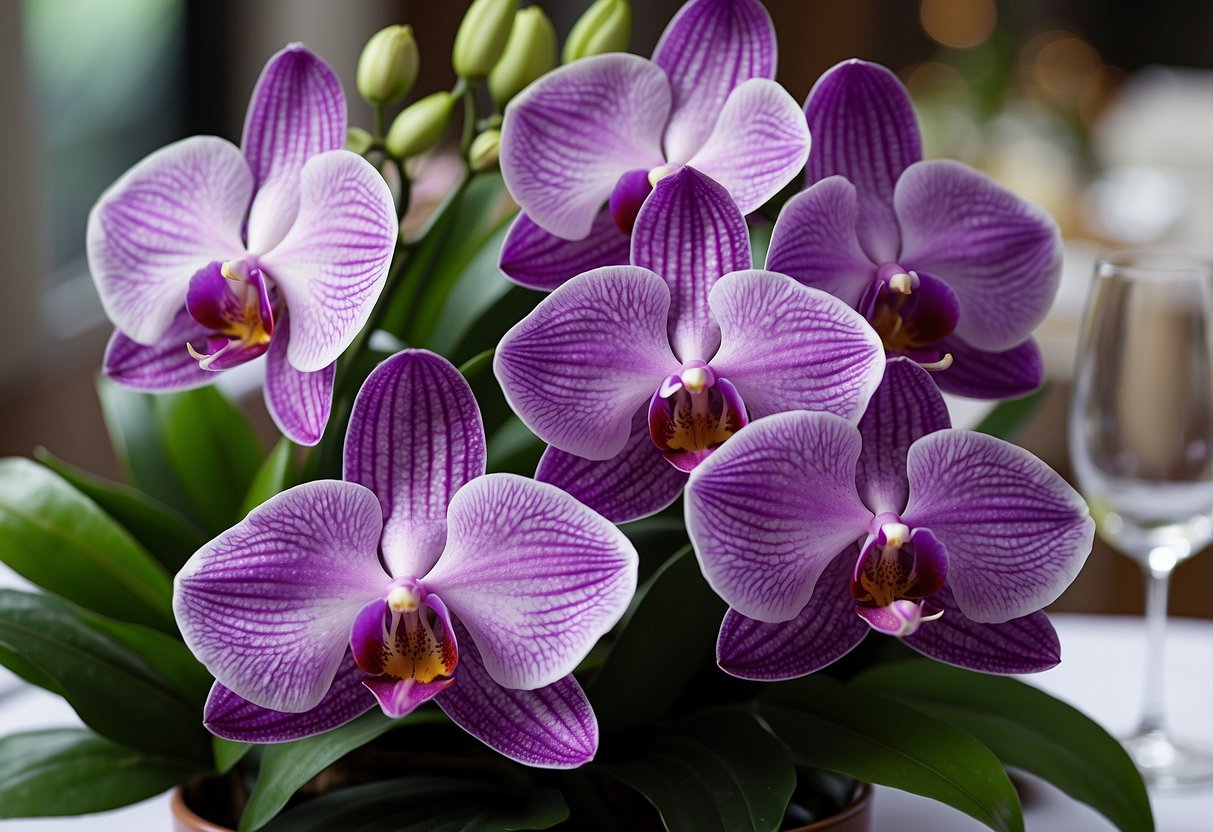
372,104,386,141
459,85,478,158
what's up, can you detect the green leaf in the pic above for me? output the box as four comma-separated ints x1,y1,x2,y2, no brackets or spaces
458,347,496,381
760,674,1022,832
855,660,1153,832
263,777,568,832
240,438,297,516
973,383,1050,442
0,457,174,630
34,448,206,573
154,386,263,532
89,615,212,705
601,709,796,832
484,415,544,475
0,728,198,818
214,737,252,775
589,546,725,730
0,590,210,763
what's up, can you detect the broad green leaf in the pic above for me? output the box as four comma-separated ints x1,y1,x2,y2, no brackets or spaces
484,415,544,475
0,458,174,630
760,675,1022,832
240,437,297,516
856,660,1153,832
0,728,198,818
89,615,212,705
263,776,568,832
973,383,1050,442
601,709,796,832
423,220,512,353
589,546,725,730
458,347,495,381
35,448,206,572
0,590,209,763
214,737,251,775
154,386,263,532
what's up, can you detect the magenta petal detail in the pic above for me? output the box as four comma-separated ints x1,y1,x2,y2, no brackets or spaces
264,314,335,447
933,336,1044,400
103,310,214,392
499,211,631,292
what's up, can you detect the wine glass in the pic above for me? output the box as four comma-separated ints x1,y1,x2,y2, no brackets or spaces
1070,248,1213,789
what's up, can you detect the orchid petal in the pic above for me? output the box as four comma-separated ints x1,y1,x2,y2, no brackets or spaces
707,270,884,421
86,136,250,345
933,335,1044,399
364,677,454,719
653,0,777,162
685,411,872,622
436,619,597,769
494,267,680,460
855,357,951,516
686,79,810,215
259,150,397,373
103,310,213,392
499,210,631,291
717,549,867,680
632,167,750,362
903,430,1094,623
203,652,375,743
895,159,1062,351
804,59,920,262
242,44,346,253
263,314,335,447
499,54,670,240
765,177,876,308
173,481,389,712
345,350,486,580
536,410,688,524
423,474,637,690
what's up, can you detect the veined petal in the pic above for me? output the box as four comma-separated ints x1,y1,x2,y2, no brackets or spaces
685,411,873,622
632,167,750,362
855,357,951,516
87,136,250,345
203,652,375,743
494,267,680,461
804,59,920,262
499,211,631,291
903,584,1061,674
653,0,777,162
707,270,884,421
934,335,1044,399
173,481,389,713
242,44,347,253
499,54,670,240
264,314,335,447
103,310,214,392
903,430,1094,623
423,474,637,691
766,177,876,309
686,79,810,215
344,350,486,580
717,549,867,680
895,160,1062,351
437,619,597,769
259,150,397,373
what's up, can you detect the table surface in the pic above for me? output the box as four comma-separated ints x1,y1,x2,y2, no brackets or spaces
1,609,1210,831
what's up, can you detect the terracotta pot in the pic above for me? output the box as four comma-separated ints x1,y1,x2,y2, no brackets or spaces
783,782,874,832
170,787,233,832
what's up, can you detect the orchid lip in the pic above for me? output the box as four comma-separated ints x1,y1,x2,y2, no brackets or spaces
851,518,947,625
647,361,748,471
184,259,278,370
861,264,959,372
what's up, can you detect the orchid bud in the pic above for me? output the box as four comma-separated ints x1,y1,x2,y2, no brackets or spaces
346,126,374,155
385,91,456,159
488,7,557,108
452,0,518,80
469,129,501,171
563,0,631,63
357,25,420,107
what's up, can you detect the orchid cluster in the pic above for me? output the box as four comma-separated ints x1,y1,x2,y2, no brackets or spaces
0,1,1151,830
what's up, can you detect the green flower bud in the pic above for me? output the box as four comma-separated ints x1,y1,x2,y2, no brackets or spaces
357,25,420,107
563,0,631,63
385,91,456,159
488,7,557,108
452,0,519,80
469,129,501,171
346,126,374,155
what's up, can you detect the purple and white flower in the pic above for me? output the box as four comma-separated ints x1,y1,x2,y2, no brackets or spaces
88,44,398,445
173,350,637,768
495,166,885,524
685,358,1094,678
497,0,808,290
765,59,1061,398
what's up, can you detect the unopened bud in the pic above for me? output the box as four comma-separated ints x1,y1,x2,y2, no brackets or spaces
563,0,631,63
346,126,374,155
357,25,420,106
488,7,557,108
385,91,456,159
469,129,501,171
452,0,518,80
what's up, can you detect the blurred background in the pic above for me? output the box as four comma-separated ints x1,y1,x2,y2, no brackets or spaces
2,0,1212,616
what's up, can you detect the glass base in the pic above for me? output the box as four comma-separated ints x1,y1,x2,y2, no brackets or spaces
1123,728,1213,790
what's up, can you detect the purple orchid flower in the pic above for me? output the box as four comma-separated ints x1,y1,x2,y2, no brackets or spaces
173,350,637,768
494,166,885,525
765,59,1061,399
88,44,398,445
685,358,1094,677
497,0,809,290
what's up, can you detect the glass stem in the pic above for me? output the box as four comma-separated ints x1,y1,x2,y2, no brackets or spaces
1138,565,1172,734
